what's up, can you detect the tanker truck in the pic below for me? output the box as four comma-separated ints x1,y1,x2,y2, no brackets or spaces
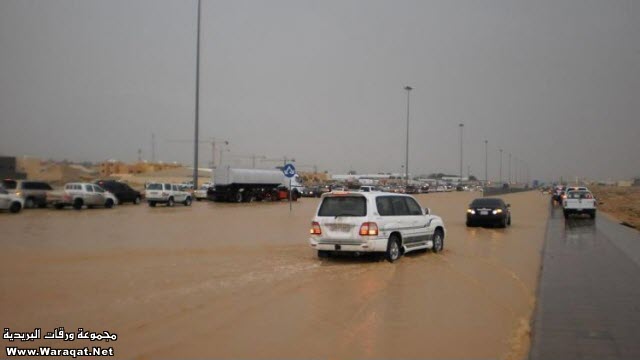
208,167,303,203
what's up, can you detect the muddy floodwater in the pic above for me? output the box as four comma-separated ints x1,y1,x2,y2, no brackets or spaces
1,191,549,359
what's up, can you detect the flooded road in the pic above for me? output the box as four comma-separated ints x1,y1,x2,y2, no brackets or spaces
1,191,548,359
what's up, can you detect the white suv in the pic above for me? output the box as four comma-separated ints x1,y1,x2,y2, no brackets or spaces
146,183,192,207
0,186,24,213
309,191,446,262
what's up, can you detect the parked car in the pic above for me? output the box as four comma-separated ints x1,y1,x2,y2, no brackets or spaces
146,183,192,207
404,185,418,194
0,186,24,213
359,185,379,192
1,179,53,208
95,180,142,204
301,186,322,197
48,183,118,210
193,184,211,201
466,198,511,227
309,191,446,262
562,189,596,219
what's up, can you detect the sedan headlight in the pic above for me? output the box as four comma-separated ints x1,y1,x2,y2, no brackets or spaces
492,209,503,215
466,209,476,214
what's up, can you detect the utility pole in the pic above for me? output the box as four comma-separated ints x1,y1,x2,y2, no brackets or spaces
514,156,518,184
508,152,512,184
459,123,464,182
484,140,488,185
499,148,503,184
404,86,412,186
192,0,202,187
151,133,156,163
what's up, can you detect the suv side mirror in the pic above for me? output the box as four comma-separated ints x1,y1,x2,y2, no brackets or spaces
423,207,430,215
507,204,511,208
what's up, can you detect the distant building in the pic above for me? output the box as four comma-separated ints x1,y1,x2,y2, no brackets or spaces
99,160,181,177
617,180,633,187
0,156,26,179
441,176,468,183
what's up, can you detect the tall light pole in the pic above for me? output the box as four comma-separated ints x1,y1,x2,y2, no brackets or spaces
508,152,512,184
459,123,464,182
484,140,488,185
192,0,202,187
404,86,412,185
499,148,503,184
514,156,518,184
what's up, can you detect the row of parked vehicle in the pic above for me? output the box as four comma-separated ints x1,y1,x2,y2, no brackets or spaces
551,185,597,219
0,178,201,213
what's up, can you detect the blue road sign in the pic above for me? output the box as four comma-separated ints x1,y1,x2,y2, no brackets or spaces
283,163,296,178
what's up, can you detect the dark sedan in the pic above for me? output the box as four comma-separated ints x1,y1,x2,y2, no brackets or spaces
95,180,142,204
466,198,511,228
301,186,322,198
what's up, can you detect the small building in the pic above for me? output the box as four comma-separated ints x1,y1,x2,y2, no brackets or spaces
0,156,27,179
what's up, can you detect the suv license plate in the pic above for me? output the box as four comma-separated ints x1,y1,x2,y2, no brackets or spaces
480,211,489,215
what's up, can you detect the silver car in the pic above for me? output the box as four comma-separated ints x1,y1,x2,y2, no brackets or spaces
48,183,118,210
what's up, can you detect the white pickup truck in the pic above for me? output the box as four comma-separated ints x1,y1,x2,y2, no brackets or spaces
562,189,596,219
48,183,118,210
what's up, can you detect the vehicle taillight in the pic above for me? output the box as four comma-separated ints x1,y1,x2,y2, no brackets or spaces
359,222,379,236
310,222,322,235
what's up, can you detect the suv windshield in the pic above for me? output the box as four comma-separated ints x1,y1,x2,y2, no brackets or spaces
318,196,366,217
147,184,163,190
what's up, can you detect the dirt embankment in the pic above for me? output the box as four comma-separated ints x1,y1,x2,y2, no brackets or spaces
590,186,640,229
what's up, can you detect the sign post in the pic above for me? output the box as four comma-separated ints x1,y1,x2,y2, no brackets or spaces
282,163,296,213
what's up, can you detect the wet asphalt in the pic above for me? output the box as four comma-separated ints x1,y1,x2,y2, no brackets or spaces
530,204,640,360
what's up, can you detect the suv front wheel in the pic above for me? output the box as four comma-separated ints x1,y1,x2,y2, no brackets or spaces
432,230,444,253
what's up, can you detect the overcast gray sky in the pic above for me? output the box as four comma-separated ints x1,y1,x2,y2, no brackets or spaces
0,0,638,182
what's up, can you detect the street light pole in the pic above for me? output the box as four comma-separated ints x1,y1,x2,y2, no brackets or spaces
514,156,518,184
404,86,412,186
192,0,202,188
499,148,503,184
508,152,512,184
484,140,488,185
459,123,464,182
